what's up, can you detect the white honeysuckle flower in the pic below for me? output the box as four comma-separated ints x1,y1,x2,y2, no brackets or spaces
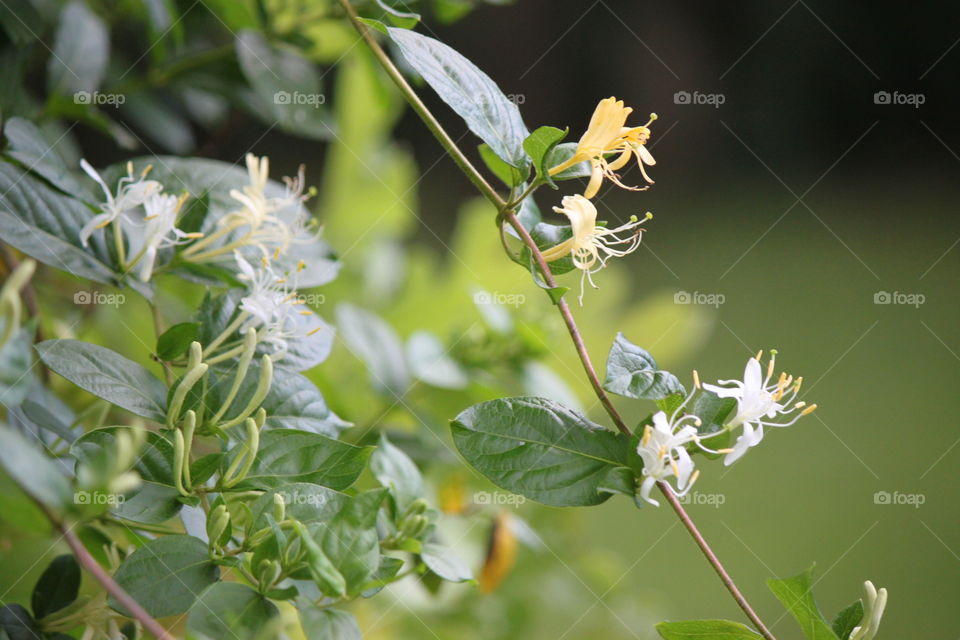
234,252,318,361
131,193,200,281
183,154,317,265
637,410,701,507
540,194,652,305
79,159,161,247
702,351,816,466
849,580,887,640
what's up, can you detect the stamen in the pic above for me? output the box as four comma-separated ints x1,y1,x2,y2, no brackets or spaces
801,404,817,415
693,369,702,389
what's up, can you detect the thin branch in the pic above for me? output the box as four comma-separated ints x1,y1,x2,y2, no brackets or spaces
659,483,777,640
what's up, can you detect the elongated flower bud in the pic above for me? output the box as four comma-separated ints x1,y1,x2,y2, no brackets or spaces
207,504,231,549
219,355,272,430
273,493,286,523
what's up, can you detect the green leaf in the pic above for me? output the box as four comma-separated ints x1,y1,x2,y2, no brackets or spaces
336,303,409,395
692,390,736,455
767,566,839,640
236,31,332,140
299,606,361,640
47,1,108,95
386,27,530,168
0,320,36,408
420,543,472,582
0,426,71,509
523,222,575,275
260,370,350,436
2,117,90,196
72,427,182,523
110,535,219,618
655,619,763,639
406,330,468,390
225,429,371,491
249,484,348,529
523,126,567,187
36,340,168,421
0,0,42,47
0,604,41,640
831,600,864,640
478,143,526,188
156,322,199,361
371,433,424,511
602,333,685,401
375,0,420,28
31,555,80,618
544,142,591,180
450,397,630,506
187,582,279,640
0,162,119,285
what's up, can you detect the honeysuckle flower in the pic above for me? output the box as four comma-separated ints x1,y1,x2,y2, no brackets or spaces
637,410,702,506
547,97,657,198
849,580,888,640
702,351,816,466
128,192,201,281
540,194,651,304
78,159,161,246
181,154,316,265
234,252,319,361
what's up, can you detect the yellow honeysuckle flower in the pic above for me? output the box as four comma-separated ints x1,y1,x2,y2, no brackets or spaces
548,96,657,198
541,194,651,304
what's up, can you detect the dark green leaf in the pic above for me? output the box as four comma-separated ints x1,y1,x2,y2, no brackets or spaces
655,619,763,639
3,118,90,196
544,142,591,180
226,429,370,491
451,397,630,506
0,321,36,408
110,535,219,618
0,426,71,509
31,555,80,618
831,600,864,640
36,340,168,421
602,333,685,400
0,604,40,640
523,222,575,276
767,566,839,640
523,126,567,187
156,322,199,361
386,27,530,168
478,143,525,188
187,582,278,640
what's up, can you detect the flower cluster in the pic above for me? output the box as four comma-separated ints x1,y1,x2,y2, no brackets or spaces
540,97,658,303
637,354,816,506
80,160,200,281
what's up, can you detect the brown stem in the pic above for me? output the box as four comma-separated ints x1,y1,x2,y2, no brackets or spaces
339,5,777,638
659,483,778,640
54,515,175,640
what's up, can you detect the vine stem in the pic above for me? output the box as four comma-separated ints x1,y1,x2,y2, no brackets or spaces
45,510,175,640
339,4,777,638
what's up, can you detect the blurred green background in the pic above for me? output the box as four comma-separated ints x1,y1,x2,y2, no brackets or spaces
3,0,959,638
